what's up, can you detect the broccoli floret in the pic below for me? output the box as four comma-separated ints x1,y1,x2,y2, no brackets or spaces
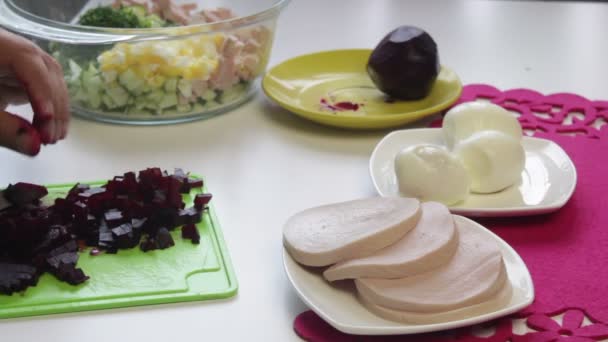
119,6,168,28
78,6,140,28
78,6,171,28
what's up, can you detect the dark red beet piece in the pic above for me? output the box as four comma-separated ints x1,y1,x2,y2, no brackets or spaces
98,220,114,249
104,209,124,226
177,207,202,226
77,187,105,198
194,194,213,210
139,236,157,252
181,223,200,244
112,223,140,249
68,183,90,197
31,225,71,257
156,228,174,249
51,263,89,285
3,183,48,207
0,263,39,295
131,217,147,231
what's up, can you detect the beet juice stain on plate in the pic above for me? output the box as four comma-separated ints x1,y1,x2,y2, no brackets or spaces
320,98,363,113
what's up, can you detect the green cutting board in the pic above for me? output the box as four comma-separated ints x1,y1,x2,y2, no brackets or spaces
0,177,238,319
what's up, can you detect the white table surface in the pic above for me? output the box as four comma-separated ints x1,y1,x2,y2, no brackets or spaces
1,0,608,341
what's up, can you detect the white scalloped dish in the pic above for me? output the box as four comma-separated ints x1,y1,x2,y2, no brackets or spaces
370,128,577,217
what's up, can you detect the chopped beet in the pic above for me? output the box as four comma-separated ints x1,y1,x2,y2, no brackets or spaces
181,224,200,244
131,217,147,230
155,228,174,249
31,225,71,257
173,168,187,179
180,178,204,193
177,207,202,226
47,251,79,269
112,223,140,249
98,220,114,249
68,183,90,197
139,236,157,252
3,183,48,207
104,209,124,226
194,194,213,210
51,262,88,285
77,187,105,198
0,263,39,295
0,168,210,294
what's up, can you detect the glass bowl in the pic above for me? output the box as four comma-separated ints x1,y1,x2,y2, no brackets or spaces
0,0,289,125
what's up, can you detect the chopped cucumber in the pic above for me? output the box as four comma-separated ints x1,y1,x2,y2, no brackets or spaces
106,85,129,108
119,69,145,94
67,59,82,83
87,89,102,109
146,90,165,104
164,78,178,93
202,89,217,102
192,103,205,113
177,104,192,113
158,93,178,109
220,84,245,103
102,94,116,109
102,70,118,83
177,79,193,98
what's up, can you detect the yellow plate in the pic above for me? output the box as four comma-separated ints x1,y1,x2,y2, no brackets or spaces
262,49,462,129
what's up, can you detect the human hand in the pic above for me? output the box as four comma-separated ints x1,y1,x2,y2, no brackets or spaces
0,29,70,156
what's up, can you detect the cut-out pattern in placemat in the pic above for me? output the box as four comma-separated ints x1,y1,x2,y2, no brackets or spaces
293,84,608,341
452,84,608,139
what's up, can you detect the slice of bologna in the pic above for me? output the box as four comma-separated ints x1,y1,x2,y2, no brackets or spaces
283,197,421,267
324,201,458,281
359,280,513,324
355,215,508,313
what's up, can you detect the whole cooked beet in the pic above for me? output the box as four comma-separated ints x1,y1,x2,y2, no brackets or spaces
367,26,440,100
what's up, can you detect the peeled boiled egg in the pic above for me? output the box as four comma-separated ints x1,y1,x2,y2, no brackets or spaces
454,131,525,193
442,102,522,149
394,144,470,205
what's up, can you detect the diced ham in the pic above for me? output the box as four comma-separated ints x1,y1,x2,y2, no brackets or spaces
243,39,262,54
201,7,236,23
283,197,421,267
355,216,509,313
186,14,207,25
209,36,243,90
178,94,189,106
191,79,209,98
151,0,197,25
324,202,458,281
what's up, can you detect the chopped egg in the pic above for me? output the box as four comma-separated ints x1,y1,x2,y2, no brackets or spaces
97,35,221,92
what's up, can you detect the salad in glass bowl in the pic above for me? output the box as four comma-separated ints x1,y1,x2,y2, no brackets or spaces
0,0,289,124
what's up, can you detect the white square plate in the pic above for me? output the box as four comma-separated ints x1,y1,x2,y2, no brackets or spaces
282,215,534,335
370,128,577,217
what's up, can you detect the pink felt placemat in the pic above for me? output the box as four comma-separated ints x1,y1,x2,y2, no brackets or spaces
293,84,608,341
